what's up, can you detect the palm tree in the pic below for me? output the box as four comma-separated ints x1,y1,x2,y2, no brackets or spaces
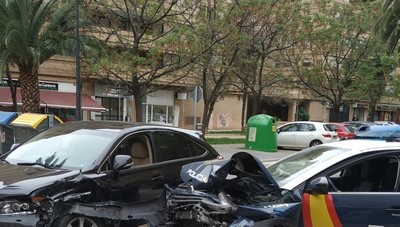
374,0,400,54
0,0,83,113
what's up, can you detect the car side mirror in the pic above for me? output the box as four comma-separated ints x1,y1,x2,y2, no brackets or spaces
305,177,329,195
277,128,281,134
113,155,133,170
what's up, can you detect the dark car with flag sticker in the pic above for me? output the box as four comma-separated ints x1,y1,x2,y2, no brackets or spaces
163,129,400,226
267,131,400,226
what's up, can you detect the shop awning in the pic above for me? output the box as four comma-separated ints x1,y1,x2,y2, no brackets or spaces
0,88,106,112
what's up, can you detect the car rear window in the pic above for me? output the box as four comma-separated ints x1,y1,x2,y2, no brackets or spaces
324,124,337,131
344,125,355,133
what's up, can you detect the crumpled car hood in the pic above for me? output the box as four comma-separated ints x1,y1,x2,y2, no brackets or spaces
0,163,80,198
180,152,279,189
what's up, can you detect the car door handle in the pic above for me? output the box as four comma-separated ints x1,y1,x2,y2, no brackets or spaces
385,208,400,217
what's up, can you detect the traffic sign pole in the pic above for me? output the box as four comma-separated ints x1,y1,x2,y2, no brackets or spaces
191,86,203,130
194,87,197,130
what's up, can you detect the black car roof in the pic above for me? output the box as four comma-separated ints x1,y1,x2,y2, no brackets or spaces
47,121,201,138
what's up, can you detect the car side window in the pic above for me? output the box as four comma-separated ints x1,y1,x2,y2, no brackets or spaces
100,134,153,171
280,124,297,132
344,125,355,133
153,131,207,162
298,123,309,131
327,156,399,192
297,123,315,132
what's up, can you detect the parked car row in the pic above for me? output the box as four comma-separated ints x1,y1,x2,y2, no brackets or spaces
276,121,357,149
276,120,400,150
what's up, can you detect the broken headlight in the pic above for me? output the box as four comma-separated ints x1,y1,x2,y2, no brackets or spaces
0,200,36,214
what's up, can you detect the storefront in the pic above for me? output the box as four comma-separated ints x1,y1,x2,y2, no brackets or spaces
0,80,106,121
142,90,176,126
352,102,369,122
93,84,130,121
375,103,400,123
94,85,178,125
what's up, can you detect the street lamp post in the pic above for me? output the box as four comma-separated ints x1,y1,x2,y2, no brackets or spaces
75,0,82,121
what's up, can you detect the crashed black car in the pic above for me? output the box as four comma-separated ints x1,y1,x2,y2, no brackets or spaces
0,121,220,227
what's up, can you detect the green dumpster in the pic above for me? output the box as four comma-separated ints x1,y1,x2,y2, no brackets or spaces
245,114,277,152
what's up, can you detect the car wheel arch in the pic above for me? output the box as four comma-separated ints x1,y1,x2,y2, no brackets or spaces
309,140,322,147
51,214,106,227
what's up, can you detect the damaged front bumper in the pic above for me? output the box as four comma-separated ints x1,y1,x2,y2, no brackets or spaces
0,190,167,227
64,199,166,226
0,212,40,227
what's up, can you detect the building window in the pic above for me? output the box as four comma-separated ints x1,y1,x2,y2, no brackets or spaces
143,104,173,124
46,108,75,122
97,97,123,121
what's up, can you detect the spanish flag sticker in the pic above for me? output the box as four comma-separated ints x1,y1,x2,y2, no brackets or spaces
302,193,342,227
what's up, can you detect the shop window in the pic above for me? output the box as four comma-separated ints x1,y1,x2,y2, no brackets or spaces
153,105,166,122
143,104,174,124
97,97,123,121
47,108,75,122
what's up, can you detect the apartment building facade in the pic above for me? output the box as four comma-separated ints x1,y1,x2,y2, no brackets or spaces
2,56,400,130
3,52,396,130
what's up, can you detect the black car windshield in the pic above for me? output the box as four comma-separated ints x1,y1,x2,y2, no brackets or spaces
267,146,350,187
5,129,117,170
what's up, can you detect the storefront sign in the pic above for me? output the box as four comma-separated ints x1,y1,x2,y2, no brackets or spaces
1,78,58,90
377,103,400,110
38,82,58,90
95,84,129,98
0,78,19,87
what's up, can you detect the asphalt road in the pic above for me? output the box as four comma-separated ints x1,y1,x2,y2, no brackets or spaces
212,144,297,165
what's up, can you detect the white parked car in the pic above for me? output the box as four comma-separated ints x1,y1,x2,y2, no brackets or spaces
276,121,338,149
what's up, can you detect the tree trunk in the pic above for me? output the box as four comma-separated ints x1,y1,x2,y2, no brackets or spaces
19,67,40,113
331,105,343,122
201,68,209,135
134,94,143,122
129,75,143,122
241,91,247,132
6,65,17,112
369,101,377,122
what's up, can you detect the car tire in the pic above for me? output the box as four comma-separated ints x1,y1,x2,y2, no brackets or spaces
309,140,322,147
52,214,105,227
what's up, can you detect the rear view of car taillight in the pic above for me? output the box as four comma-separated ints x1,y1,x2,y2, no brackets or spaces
322,133,332,138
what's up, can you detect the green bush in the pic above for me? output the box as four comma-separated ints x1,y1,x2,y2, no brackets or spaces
297,107,310,121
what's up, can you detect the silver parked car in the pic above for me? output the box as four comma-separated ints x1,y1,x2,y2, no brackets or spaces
276,121,338,149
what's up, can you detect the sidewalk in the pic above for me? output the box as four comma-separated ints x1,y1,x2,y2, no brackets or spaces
205,132,246,139
212,143,297,165
205,131,297,164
